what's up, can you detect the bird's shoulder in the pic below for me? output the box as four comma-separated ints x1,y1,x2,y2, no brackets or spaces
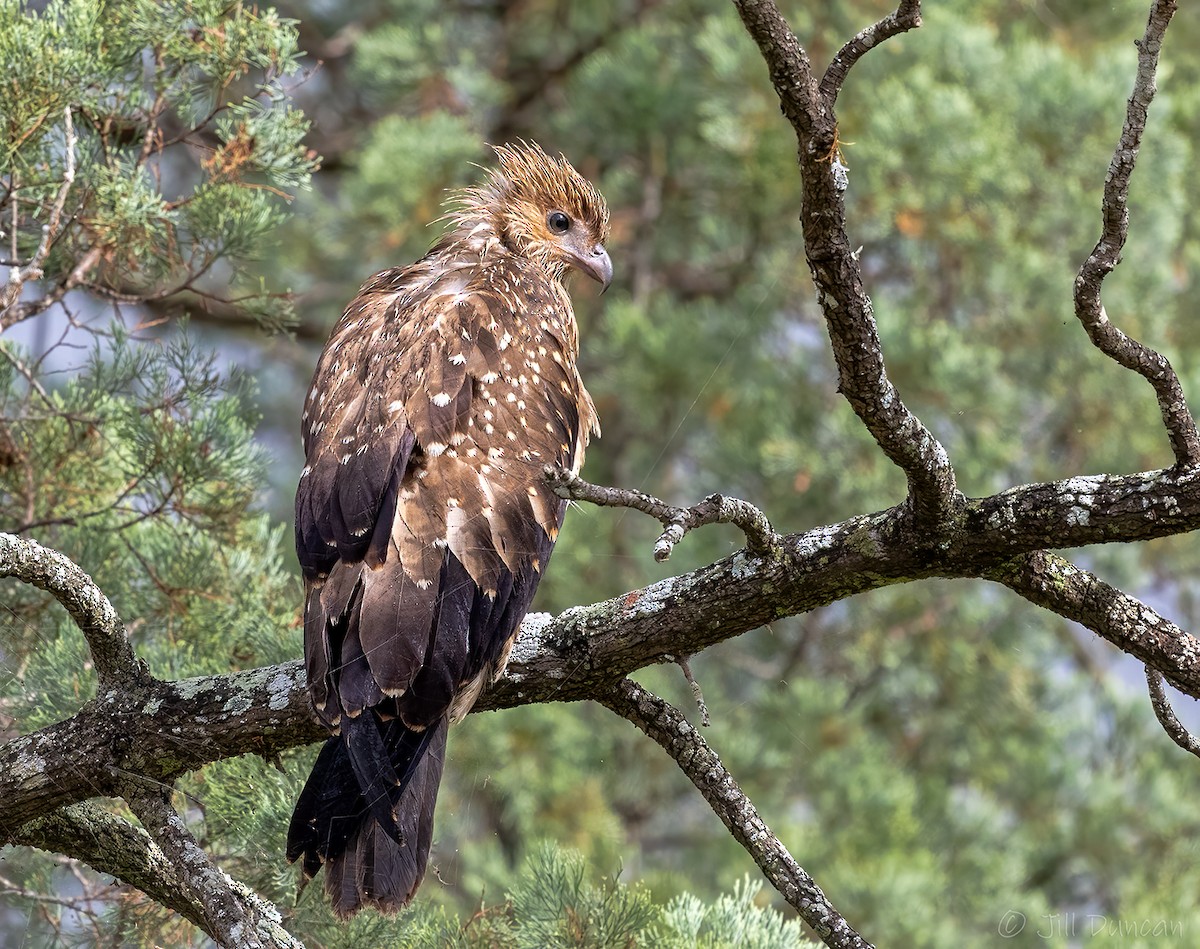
304,246,589,440
296,243,596,577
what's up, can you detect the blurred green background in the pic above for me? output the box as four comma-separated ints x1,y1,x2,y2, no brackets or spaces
4,0,1200,945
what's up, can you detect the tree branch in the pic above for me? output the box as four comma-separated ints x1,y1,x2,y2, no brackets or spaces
732,0,958,530
0,659,321,834
820,1,921,104
0,107,78,321
1145,667,1200,759
0,245,103,331
1072,0,1198,466
545,467,780,561
126,788,301,949
598,678,873,949
12,802,211,933
0,531,144,690
983,550,1200,692
10,467,1200,836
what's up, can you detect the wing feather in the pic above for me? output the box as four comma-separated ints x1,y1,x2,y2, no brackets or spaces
296,250,592,842
336,596,386,717
358,564,434,697
303,591,332,714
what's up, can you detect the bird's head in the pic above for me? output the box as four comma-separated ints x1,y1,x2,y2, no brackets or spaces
455,141,612,290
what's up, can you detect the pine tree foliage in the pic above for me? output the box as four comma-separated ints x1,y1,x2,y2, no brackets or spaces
0,0,316,329
0,323,303,942
504,844,655,949
0,2,312,943
649,877,817,949
268,843,810,949
0,0,315,689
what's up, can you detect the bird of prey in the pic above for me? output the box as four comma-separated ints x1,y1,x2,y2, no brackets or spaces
287,142,611,916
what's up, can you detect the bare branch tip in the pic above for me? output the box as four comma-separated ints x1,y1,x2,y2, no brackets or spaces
677,656,711,727
1146,666,1200,760
1072,0,1197,466
599,678,873,946
544,468,778,561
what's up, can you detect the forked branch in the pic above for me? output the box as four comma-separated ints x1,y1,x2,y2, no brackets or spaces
732,0,959,529
820,1,922,104
545,467,780,561
126,789,300,949
12,802,211,932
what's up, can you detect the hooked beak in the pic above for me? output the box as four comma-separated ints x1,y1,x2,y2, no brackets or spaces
574,244,613,292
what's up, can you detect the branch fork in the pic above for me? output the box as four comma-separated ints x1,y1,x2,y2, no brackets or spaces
545,466,780,561
0,531,301,948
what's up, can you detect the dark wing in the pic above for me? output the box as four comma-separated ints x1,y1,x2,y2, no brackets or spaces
295,256,594,732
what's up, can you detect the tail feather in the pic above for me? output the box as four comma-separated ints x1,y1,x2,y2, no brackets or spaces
288,716,448,916
340,713,405,846
286,736,365,878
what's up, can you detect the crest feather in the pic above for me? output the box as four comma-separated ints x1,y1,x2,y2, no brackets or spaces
446,140,610,244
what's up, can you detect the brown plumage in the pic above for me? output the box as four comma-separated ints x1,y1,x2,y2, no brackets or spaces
287,142,610,916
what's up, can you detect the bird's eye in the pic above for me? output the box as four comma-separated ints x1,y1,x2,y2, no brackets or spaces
547,211,571,234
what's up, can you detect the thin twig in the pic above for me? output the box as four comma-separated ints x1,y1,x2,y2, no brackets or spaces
0,107,78,319
676,655,711,726
545,466,780,561
75,246,224,309
1145,666,1200,759
820,1,922,104
1072,0,1197,466
7,169,17,285
1,245,103,331
0,873,108,920
598,678,874,949
0,340,55,409
34,107,78,276
6,166,17,281
137,83,168,168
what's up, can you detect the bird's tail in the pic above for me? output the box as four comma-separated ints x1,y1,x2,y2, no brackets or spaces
286,715,448,917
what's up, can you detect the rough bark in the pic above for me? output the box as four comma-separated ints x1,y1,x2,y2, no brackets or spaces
8,457,1200,846
732,0,958,532
126,789,302,949
12,803,210,930
1071,1,1196,466
0,532,143,690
